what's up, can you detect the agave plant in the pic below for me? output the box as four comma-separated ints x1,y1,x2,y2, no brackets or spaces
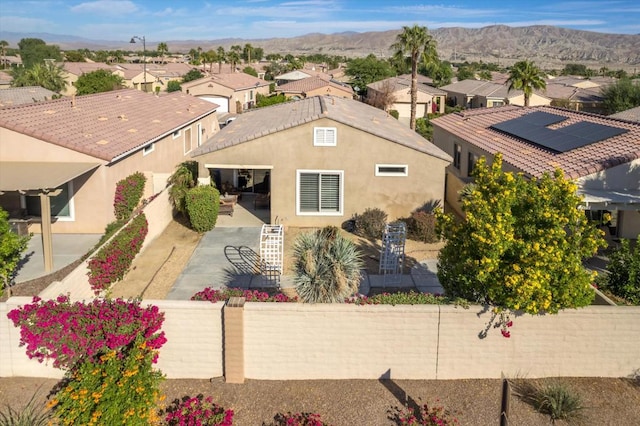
0,389,51,426
293,226,364,303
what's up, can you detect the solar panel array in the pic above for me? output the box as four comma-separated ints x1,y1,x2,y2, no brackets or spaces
490,111,629,153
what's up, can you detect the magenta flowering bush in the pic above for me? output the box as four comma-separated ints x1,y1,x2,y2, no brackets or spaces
397,402,459,425
271,412,332,426
87,213,148,294
114,171,146,221
7,295,166,370
162,394,234,426
191,287,298,303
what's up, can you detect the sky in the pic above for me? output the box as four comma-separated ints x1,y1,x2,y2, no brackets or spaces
1,0,639,43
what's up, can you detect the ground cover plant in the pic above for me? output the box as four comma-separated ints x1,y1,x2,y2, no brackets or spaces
192,287,297,302
161,394,234,425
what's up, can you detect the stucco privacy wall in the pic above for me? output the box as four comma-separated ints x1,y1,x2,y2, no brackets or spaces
241,303,640,380
0,298,224,379
38,188,174,300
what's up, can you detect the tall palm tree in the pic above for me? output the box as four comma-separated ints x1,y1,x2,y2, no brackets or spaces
391,25,437,130
157,42,169,64
216,46,225,73
506,60,546,107
11,62,66,92
243,43,253,64
0,40,8,70
227,50,240,72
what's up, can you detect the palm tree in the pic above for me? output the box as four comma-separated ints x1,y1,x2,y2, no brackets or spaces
11,62,66,92
203,50,216,73
216,46,225,73
0,40,8,70
243,43,253,64
506,60,546,107
157,42,169,64
227,50,240,72
391,25,437,130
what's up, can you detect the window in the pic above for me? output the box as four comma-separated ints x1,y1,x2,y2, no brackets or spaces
375,164,408,176
197,123,202,146
297,170,343,215
250,90,254,101
313,127,337,146
492,101,504,107
143,143,155,156
25,182,74,220
172,129,181,139
453,144,461,169
184,127,192,154
467,152,479,177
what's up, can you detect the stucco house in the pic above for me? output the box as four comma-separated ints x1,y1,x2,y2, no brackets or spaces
276,76,353,100
0,86,57,107
431,106,640,239
441,79,551,109
0,89,219,268
191,95,452,227
366,75,446,124
181,73,270,114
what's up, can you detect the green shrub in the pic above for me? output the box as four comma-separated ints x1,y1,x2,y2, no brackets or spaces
0,389,51,426
534,382,584,422
353,208,387,240
168,161,198,216
600,237,640,304
389,109,399,119
293,226,364,303
167,80,181,92
0,208,30,296
113,172,146,221
347,290,468,306
185,185,220,233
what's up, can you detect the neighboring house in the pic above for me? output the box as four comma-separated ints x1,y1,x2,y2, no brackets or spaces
60,62,114,96
276,76,353,100
366,75,446,125
0,55,22,68
0,86,57,107
191,95,452,227
0,89,219,252
181,73,270,113
441,79,551,108
274,69,318,86
431,106,640,239
610,105,640,123
544,81,605,114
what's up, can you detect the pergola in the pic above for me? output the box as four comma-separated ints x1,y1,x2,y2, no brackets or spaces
0,161,99,272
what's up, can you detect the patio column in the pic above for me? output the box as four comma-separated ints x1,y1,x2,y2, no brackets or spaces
39,192,54,273
224,296,245,383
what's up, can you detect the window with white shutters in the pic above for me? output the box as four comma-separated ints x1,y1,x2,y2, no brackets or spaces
297,170,343,215
313,127,337,146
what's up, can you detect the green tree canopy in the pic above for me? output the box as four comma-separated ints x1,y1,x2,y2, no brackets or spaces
345,54,395,94
0,208,30,296
11,62,66,92
436,154,605,315
506,60,546,106
157,42,169,63
64,50,86,62
182,68,203,83
601,78,640,114
243,66,258,77
18,38,63,67
167,80,181,92
75,69,124,95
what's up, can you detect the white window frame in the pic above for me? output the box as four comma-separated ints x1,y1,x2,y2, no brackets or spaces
375,164,408,177
172,129,181,139
22,181,75,222
183,127,192,154
296,169,344,216
142,143,155,156
313,127,337,147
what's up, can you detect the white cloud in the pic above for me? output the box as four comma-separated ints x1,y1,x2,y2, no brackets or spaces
0,15,58,33
70,0,138,15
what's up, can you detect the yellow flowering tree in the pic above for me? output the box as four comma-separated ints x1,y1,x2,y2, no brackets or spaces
436,153,605,315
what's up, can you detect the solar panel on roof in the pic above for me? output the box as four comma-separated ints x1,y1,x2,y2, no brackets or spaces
490,114,629,153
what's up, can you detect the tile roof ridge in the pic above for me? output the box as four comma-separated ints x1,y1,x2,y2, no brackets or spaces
319,95,328,114
458,105,521,118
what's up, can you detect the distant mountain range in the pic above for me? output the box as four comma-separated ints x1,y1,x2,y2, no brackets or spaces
2,25,639,71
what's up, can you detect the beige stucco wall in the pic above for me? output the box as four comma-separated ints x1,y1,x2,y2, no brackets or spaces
0,298,224,379
304,85,353,99
508,93,552,107
184,81,270,113
197,118,449,227
0,112,218,234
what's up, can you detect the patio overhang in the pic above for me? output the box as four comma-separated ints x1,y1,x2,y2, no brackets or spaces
0,161,100,274
0,161,100,192
578,188,640,211
204,164,273,170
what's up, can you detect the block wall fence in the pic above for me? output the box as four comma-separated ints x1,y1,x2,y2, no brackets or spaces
2,297,639,381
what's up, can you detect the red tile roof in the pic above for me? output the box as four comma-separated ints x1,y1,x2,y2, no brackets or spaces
276,76,353,95
431,106,640,179
182,73,269,91
0,89,218,162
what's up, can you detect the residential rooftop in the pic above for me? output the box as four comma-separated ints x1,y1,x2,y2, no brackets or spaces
276,76,353,95
192,95,452,162
0,89,218,162
0,86,57,108
431,105,640,179
367,75,446,95
182,73,270,91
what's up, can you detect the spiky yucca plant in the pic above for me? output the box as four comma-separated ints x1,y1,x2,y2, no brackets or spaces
293,226,364,303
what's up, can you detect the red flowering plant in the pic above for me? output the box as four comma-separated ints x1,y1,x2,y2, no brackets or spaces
113,171,146,221
162,394,234,426
7,295,166,370
397,401,459,425
271,412,332,426
87,213,148,294
191,287,298,303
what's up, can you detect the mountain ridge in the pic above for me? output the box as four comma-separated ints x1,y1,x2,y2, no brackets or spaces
1,25,638,70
